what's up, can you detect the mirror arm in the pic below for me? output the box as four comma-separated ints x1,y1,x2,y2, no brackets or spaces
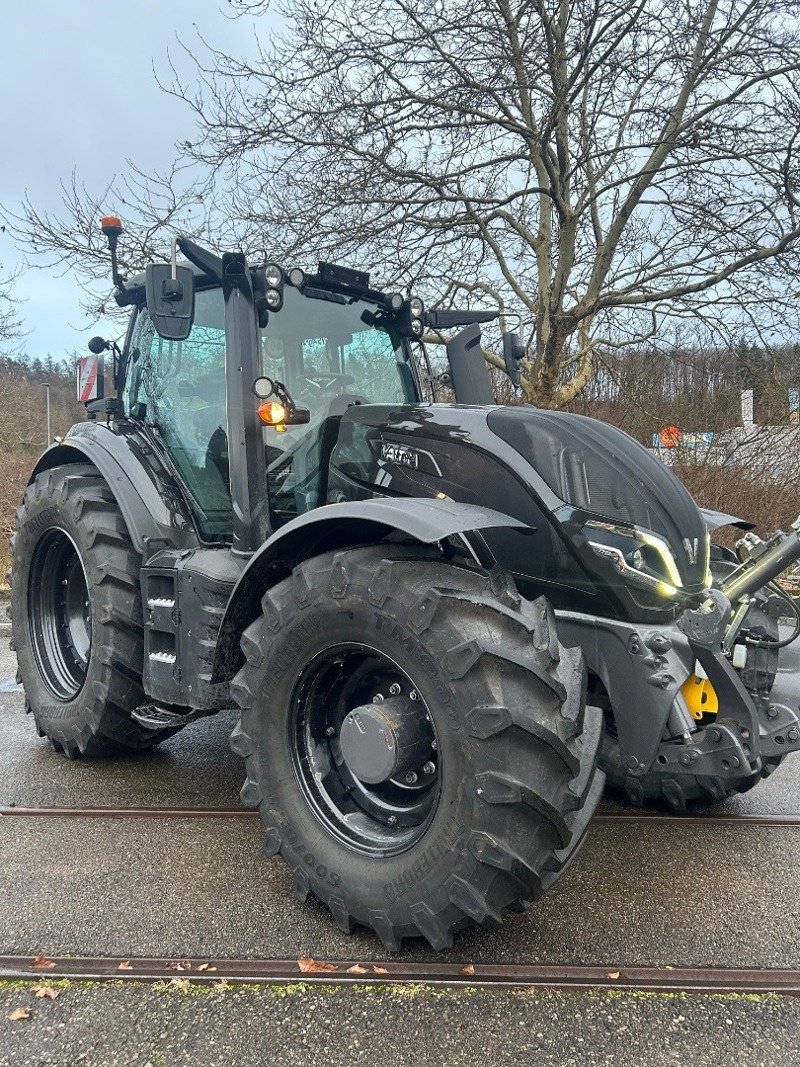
177,236,224,283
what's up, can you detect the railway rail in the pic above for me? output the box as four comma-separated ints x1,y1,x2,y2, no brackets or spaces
1,805,799,827
0,954,797,995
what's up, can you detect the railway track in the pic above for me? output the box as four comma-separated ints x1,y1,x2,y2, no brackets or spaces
1,804,798,998
0,953,797,995
1,805,799,827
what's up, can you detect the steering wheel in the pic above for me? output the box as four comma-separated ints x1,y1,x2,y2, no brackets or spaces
301,372,356,392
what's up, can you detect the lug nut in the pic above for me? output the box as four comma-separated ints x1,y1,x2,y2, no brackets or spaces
387,815,397,825
409,690,418,701
389,683,401,696
326,726,335,736
373,693,384,704
422,761,436,775
404,771,418,784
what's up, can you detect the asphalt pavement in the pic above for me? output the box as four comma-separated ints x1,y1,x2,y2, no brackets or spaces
1,637,800,1065
1,983,797,1067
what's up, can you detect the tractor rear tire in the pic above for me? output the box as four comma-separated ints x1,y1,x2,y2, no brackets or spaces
230,545,604,951
10,463,178,757
600,561,783,811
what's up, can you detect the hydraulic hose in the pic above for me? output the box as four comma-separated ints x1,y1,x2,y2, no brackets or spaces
748,582,800,649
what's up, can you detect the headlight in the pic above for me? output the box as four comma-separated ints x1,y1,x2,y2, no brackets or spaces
264,264,283,288
584,519,683,598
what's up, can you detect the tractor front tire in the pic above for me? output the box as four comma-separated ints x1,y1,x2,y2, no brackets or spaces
10,463,176,757
230,546,604,951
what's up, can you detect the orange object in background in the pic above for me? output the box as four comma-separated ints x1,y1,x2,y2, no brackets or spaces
658,425,681,447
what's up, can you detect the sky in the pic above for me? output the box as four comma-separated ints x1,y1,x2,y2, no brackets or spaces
0,1,262,360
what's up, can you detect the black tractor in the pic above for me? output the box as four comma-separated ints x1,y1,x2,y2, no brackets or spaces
10,219,800,950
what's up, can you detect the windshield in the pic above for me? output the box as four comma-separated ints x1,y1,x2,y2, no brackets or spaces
262,286,417,521
124,283,417,539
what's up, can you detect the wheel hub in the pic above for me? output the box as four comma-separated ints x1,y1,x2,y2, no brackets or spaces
289,644,441,855
339,696,434,785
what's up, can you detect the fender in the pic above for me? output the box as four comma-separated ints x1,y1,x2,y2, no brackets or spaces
700,507,754,532
28,421,200,556
211,496,525,683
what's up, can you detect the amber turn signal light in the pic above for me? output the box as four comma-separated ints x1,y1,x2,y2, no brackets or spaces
258,401,287,426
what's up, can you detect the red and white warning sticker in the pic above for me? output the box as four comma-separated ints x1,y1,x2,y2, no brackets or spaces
77,353,102,402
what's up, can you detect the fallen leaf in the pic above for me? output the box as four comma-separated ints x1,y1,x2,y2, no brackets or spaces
30,955,56,970
197,963,217,973
346,964,368,974
7,1007,32,1021
32,986,59,1000
607,971,621,980
372,965,389,975
460,963,476,976
167,961,192,972
298,957,337,973
118,961,133,971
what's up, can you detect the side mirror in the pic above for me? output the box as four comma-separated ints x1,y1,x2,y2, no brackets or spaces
145,263,195,341
87,335,121,390
253,376,311,427
502,331,526,387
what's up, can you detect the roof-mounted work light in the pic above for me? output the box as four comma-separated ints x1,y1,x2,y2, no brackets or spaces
400,295,426,337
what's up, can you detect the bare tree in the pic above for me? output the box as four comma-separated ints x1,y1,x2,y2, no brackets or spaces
0,264,24,354
1,165,219,322
5,1,800,408
162,0,800,405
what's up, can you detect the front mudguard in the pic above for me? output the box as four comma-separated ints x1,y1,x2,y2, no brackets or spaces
555,609,800,784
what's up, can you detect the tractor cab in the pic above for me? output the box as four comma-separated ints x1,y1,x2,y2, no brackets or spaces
121,272,420,542
99,224,431,552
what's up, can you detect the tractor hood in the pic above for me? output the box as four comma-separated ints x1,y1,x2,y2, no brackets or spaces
486,407,711,604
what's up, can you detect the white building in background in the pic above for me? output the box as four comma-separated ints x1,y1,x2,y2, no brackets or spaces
650,391,800,481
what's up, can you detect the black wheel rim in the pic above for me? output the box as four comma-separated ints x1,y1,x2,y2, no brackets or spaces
289,644,441,856
28,528,91,701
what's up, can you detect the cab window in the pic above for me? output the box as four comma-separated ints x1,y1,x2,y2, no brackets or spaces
124,289,232,541
124,283,417,541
